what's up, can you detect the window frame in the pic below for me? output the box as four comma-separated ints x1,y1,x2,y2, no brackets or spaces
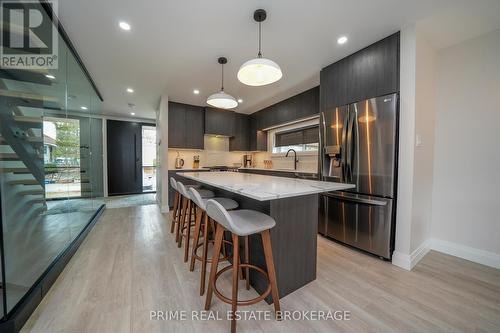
268,117,320,157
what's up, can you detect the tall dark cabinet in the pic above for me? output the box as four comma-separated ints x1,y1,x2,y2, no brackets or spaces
320,32,400,109
249,114,268,151
229,112,250,151
168,102,204,149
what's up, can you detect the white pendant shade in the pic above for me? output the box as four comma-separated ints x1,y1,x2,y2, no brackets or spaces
237,57,283,86
206,90,238,109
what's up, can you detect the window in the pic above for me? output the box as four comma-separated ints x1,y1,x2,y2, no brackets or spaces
271,121,319,154
142,125,157,192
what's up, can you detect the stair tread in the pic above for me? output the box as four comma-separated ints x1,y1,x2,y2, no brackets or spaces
0,153,19,160
19,189,45,195
0,89,58,103
1,167,30,173
8,179,39,185
13,115,43,123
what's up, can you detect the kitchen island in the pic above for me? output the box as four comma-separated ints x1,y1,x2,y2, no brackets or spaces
178,171,354,302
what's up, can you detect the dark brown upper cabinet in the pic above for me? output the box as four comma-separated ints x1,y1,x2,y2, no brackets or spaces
252,86,319,131
249,114,268,151
229,112,250,151
168,102,204,149
204,107,235,136
320,32,400,110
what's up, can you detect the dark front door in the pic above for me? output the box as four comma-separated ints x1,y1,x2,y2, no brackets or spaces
107,120,142,195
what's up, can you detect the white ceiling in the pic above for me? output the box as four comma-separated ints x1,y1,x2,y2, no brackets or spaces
57,0,500,119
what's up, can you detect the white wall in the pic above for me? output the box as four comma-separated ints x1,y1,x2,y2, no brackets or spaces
430,29,500,266
156,95,169,212
167,136,247,170
410,30,437,253
393,24,417,269
394,25,439,270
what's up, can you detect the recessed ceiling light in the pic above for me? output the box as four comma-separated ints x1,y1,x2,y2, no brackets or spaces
119,21,131,31
237,99,243,103
126,88,134,93
80,106,88,110
193,89,200,95
337,36,348,45
45,74,55,79
130,112,135,116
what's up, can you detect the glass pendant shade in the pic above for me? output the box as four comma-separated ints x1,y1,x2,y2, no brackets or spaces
206,90,238,109
237,57,283,86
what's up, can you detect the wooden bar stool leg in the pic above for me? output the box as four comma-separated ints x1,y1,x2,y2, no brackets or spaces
199,214,210,295
244,235,250,290
204,224,224,311
230,234,240,333
170,192,179,233
184,200,193,262
177,197,187,247
261,230,281,317
189,207,203,271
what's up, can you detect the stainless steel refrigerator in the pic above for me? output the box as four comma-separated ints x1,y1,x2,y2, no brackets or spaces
319,93,398,259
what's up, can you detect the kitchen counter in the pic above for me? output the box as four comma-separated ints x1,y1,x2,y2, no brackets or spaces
168,167,210,171
177,171,353,303
238,167,318,175
179,171,352,201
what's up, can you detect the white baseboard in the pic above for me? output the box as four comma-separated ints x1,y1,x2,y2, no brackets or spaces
160,205,170,213
429,238,500,269
392,240,431,271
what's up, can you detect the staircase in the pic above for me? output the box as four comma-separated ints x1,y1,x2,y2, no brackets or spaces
0,70,57,231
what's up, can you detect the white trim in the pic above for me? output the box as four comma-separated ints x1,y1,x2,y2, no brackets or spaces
429,239,500,269
160,205,170,214
392,240,431,271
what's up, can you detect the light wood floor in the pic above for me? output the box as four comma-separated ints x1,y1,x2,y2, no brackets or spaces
21,205,500,333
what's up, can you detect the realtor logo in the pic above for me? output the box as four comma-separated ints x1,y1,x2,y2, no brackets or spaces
0,0,58,69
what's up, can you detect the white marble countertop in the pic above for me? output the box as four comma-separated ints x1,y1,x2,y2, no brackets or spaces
178,171,354,201
238,167,318,174
169,167,210,171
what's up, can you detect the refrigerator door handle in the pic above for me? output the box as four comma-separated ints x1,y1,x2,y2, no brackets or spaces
346,109,355,182
323,192,387,206
349,106,357,184
319,112,326,180
340,110,349,182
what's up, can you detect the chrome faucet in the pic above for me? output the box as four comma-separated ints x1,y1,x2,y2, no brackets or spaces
285,149,299,170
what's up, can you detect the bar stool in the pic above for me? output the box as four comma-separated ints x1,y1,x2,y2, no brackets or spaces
204,200,281,333
176,181,214,262
169,178,203,241
188,187,239,295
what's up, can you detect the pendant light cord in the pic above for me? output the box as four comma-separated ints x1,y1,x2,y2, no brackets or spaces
258,22,262,58
221,62,224,91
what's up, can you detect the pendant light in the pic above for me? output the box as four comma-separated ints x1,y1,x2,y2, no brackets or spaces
207,57,238,109
237,9,282,86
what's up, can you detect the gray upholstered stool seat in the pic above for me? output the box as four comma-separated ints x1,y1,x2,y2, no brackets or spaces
205,200,276,236
225,210,276,236
205,198,239,211
177,181,214,199
196,188,215,199
169,177,201,191
189,187,238,211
